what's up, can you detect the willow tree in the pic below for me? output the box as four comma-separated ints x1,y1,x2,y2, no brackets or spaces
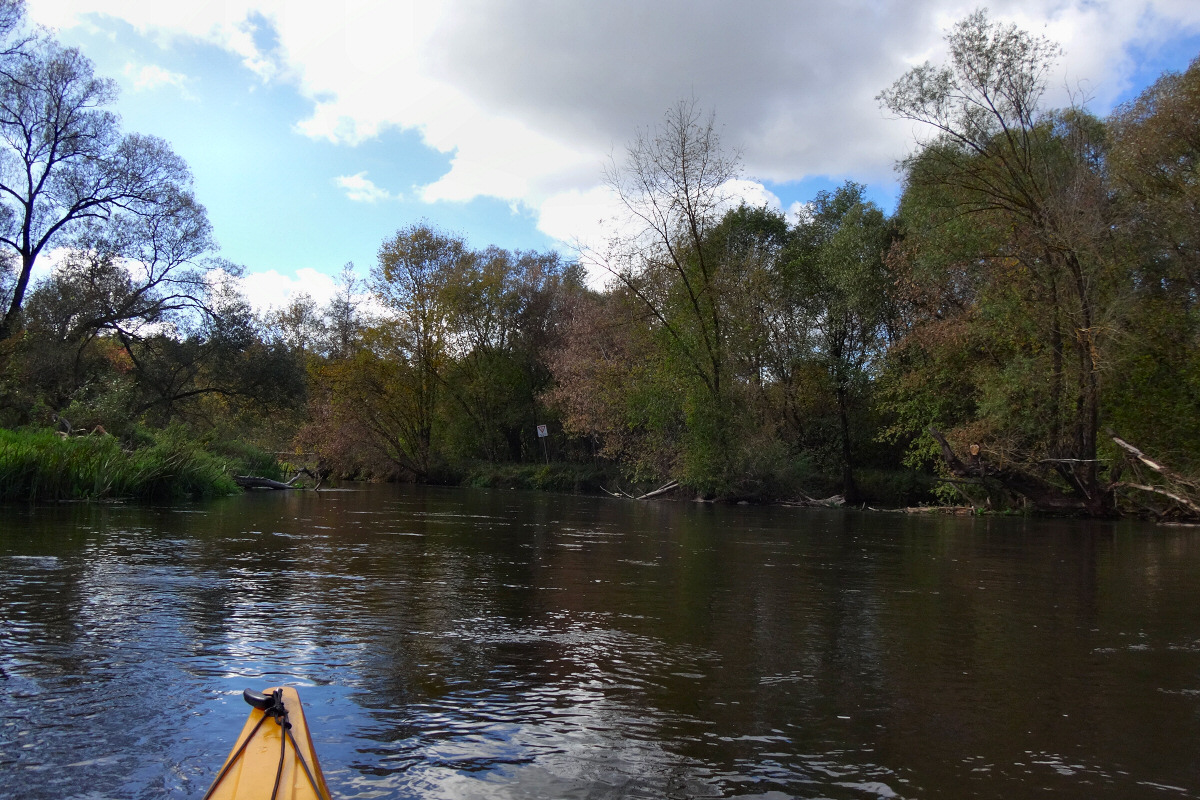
879,11,1121,512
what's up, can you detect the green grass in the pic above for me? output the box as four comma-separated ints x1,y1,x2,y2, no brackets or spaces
0,427,241,502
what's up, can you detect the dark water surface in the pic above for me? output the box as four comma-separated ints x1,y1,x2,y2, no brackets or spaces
1,485,1199,799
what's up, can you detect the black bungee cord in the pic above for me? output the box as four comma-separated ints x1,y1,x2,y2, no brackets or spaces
203,688,327,800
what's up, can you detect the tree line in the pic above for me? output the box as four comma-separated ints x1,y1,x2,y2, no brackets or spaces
2,3,1198,515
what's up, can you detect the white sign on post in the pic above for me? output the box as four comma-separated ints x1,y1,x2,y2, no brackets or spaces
536,424,548,438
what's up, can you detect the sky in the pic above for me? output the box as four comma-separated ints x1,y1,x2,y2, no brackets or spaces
20,0,1200,311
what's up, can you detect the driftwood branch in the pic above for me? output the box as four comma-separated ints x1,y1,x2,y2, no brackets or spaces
234,475,299,490
1110,434,1200,492
784,492,846,508
637,480,679,500
1107,432,1200,520
1113,482,1200,516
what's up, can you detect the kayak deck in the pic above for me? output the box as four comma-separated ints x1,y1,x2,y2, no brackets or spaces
204,687,332,800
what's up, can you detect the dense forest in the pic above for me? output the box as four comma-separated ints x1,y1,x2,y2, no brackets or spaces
1,4,1198,516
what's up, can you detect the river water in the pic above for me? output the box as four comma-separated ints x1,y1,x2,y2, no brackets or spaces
1,484,1198,799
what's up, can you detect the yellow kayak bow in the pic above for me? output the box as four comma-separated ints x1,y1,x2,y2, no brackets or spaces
203,687,332,800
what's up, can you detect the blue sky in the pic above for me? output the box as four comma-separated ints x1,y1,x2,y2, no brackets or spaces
25,1,1200,309
42,12,556,304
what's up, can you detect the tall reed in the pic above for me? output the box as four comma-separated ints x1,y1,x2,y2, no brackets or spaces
0,428,240,502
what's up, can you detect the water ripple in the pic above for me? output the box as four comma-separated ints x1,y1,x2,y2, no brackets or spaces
1,488,1197,799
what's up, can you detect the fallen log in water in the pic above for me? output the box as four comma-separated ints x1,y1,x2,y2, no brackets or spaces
925,426,1200,520
896,505,976,515
234,469,316,490
601,480,680,500
234,475,299,490
926,427,1079,512
781,493,846,508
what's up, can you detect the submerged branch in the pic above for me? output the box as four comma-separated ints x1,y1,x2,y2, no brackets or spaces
602,480,681,501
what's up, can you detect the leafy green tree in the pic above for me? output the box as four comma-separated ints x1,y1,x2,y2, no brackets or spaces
361,223,471,476
312,324,441,479
787,183,893,501
441,247,578,463
304,225,579,479
1108,54,1200,289
876,164,994,474
705,204,791,414
1104,54,1200,470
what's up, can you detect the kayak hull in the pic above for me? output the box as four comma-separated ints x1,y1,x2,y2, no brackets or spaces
204,687,332,800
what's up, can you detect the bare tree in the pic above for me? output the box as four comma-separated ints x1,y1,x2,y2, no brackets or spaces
324,262,363,359
600,97,740,401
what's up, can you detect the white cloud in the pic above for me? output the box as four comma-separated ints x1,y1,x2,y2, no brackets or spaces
123,63,192,96
718,179,783,215
334,171,395,203
25,0,1200,253
31,1,287,81
537,185,623,254
785,201,810,228
238,266,338,313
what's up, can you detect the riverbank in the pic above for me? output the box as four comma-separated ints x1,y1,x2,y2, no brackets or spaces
0,429,933,507
455,460,937,508
461,461,620,494
0,427,276,502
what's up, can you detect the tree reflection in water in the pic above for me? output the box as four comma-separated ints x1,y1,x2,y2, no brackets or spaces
0,486,1197,799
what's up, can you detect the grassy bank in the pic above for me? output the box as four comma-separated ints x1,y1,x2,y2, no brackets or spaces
0,427,247,502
